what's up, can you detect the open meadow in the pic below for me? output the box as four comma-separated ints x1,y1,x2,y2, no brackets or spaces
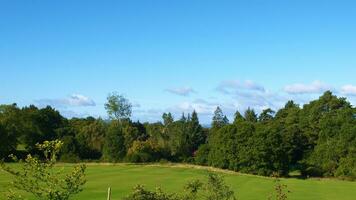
1,164,355,200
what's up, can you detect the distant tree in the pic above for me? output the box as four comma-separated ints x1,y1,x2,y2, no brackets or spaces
180,113,187,122
244,108,257,122
233,110,245,124
122,121,148,151
105,92,132,121
0,122,17,159
259,108,275,122
21,105,65,151
76,119,106,159
195,144,210,165
0,104,20,159
167,119,190,159
187,111,205,152
212,107,229,129
145,122,168,150
59,135,80,162
274,101,305,166
162,112,174,126
126,140,164,163
103,121,126,162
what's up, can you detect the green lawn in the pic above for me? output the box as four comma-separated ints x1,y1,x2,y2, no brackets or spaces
1,164,355,200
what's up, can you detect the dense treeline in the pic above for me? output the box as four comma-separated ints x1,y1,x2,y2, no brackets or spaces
0,91,355,179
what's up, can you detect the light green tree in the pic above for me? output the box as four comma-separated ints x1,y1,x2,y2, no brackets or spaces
0,140,86,200
105,92,132,121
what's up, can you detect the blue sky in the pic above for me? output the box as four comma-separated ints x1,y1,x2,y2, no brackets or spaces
1,0,356,123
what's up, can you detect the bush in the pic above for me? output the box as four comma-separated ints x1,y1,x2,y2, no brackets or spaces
123,185,179,200
60,152,80,163
0,140,86,200
194,144,210,165
124,172,237,200
301,166,324,177
335,154,356,180
126,140,166,163
103,122,126,162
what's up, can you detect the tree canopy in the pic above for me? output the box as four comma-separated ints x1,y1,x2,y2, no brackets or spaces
1,91,355,179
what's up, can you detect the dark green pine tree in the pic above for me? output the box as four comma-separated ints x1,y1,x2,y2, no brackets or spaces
103,121,126,162
180,113,187,122
212,107,229,128
244,108,257,122
188,111,206,152
233,110,245,124
162,112,174,126
258,108,275,122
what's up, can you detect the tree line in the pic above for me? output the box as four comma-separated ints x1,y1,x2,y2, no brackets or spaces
0,91,355,179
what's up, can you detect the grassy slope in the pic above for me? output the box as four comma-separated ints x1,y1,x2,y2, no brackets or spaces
0,164,355,200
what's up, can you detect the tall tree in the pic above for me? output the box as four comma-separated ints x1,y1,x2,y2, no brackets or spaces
0,104,21,159
188,111,206,152
21,105,65,151
259,108,275,122
162,112,174,126
105,92,132,121
233,110,245,124
103,121,126,162
76,119,106,159
244,108,257,122
212,107,229,129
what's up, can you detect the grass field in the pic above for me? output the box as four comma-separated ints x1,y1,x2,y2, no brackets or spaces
1,163,355,200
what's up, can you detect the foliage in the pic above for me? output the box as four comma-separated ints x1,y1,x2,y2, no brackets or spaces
212,107,229,129
103,121,126,162
123,185,179,200
0,104,21,159
196,173,236,200
268,175,290,200
195,144,210,165
126,140,166,163
244,108,257,122
105,92,132,121
1,91,355,179
59,135,80,162
75,119,106,159
124,173,237,200
0,140,86,200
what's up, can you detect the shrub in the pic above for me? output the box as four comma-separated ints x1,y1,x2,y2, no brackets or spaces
0,140,86,200
123,185,179,200
335,153,356,180
126,140,165,163
194,144,210,165
124,172,237,200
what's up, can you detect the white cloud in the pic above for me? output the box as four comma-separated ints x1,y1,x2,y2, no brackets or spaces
284,80,331,94
175,101,216,115
36,94,96,107
217,80,265,94
60,110,92,118
165,87,196,96
216,79,285,112
66,94,96,106
341,85,356,95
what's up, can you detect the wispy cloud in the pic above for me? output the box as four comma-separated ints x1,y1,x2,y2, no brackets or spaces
217,80,265,94
341,84,356,96
216,79,282,112
284,80,331,94
60,110,93,118
36,94,96,108
165,87,196,96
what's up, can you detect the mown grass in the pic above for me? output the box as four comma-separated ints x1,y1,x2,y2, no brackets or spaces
0,163,355,200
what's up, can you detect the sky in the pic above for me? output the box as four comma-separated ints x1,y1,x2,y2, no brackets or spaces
1,0,356,123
